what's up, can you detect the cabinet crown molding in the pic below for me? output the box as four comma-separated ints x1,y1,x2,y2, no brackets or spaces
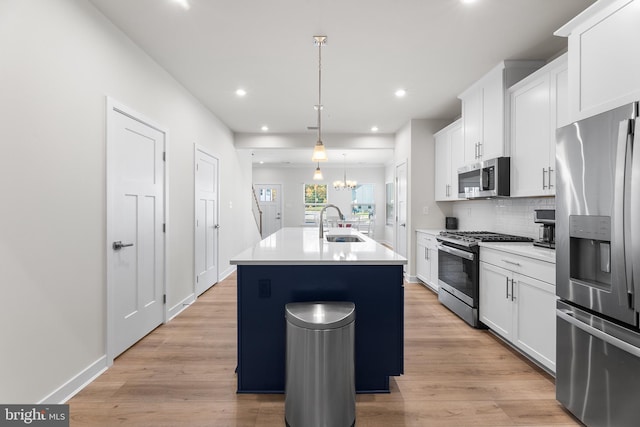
555,0,633,37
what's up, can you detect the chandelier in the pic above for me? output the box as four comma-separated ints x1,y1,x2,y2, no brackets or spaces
311,35,328,163
334,154,357,190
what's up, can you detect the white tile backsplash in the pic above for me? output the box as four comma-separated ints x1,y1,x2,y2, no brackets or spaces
451,197,555,239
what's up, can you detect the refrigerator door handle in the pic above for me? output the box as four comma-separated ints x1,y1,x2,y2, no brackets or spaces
557,308,640,358
614,119,633,306
633,118,640,310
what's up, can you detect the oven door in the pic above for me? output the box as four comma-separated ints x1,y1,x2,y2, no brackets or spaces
437,243,478,307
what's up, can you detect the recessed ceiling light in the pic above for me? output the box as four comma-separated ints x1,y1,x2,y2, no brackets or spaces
371,126,379,132
259,161,264,164
261,126,269,131
173,0,191,10
235,88,247,97
395,89,407,98
461,0,477,4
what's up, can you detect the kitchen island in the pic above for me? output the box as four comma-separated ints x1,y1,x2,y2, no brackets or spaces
230,227,407,393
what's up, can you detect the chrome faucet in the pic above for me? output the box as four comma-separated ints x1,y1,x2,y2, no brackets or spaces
319,204,345,238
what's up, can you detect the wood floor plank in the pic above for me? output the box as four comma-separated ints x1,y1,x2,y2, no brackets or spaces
68,274,582,426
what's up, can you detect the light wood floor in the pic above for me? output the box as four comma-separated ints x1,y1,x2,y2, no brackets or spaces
68,272,582,426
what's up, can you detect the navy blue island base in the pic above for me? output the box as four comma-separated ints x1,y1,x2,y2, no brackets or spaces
236,264,404,393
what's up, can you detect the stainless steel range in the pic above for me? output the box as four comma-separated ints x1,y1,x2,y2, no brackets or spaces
436,231,532,327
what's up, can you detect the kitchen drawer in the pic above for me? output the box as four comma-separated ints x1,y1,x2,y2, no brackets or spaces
481,247,555,285
416,232,437,247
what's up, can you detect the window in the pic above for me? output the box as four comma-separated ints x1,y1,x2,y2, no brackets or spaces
351,184,375,218
385,182,394,225
304,183,328,224
259,187,277,202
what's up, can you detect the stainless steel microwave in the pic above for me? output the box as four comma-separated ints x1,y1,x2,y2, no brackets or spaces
457,157,510,199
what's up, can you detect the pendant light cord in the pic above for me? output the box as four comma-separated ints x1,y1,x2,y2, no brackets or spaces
317,38,322,143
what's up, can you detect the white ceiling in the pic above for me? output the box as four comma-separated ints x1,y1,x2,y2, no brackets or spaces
88,0,595,165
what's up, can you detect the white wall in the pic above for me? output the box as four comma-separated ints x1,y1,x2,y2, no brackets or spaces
0,0,256,403
253,165,387,239
393,119,452,277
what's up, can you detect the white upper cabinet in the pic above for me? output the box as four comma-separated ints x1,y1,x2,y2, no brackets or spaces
434,119,463,201
509,54,568,197
459,60,544,165
556,0,640,121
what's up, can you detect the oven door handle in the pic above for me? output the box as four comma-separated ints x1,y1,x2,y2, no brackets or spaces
437,244,475,261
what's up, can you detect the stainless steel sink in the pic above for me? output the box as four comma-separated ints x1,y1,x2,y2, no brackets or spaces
325,235,364,243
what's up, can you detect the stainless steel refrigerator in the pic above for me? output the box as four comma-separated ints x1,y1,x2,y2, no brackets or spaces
556,101,640,427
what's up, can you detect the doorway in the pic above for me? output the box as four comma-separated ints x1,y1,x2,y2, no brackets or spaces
395,161,408,260
194,146,219,296
254,183,283,238
106,99,166,361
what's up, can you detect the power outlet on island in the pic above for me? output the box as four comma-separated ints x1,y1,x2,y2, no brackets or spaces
422,206,429,215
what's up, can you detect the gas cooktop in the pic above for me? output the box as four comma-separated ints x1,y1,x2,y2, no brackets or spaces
437,231,533,247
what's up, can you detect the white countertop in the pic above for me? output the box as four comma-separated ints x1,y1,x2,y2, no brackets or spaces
479,242,556,264
231,227,407,266
415,229,444,236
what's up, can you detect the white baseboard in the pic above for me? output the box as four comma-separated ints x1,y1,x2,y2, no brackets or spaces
168,266,236,322
39,356,108,404
39,266,239,405
219,265,236,281
168,292,196,321
406,274,419,283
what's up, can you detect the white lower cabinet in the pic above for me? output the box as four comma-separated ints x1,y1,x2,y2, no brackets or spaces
479,248,556,373
416,231,439,292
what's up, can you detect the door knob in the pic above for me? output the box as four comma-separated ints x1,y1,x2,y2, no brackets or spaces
214,224,220,229
113,241,134,250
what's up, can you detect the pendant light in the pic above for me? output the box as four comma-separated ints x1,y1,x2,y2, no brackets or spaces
333,154,357,190
313,162,324,180
311,35,328,162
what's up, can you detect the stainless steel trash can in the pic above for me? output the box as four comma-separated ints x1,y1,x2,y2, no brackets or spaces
285,301,356,427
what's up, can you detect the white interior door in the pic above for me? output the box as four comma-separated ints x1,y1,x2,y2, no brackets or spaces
395,162,408,259
107,100,165,359
194,146,219,296
254,184,282,237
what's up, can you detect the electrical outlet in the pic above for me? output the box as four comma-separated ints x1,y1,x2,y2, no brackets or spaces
467,208,472,216
423,206,429,215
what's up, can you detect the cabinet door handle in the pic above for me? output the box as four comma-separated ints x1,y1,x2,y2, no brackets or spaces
425,247,429,261
511,279,516,302
548,166,554,189
478,142,482,159
501,259,521,267
542,167,548,189
505,277,510,299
